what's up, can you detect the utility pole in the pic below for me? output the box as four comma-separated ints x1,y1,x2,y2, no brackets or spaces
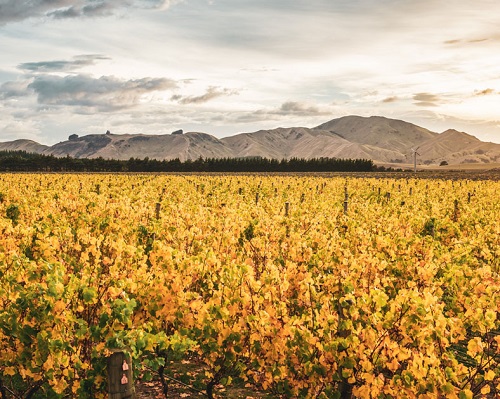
412,147,420,173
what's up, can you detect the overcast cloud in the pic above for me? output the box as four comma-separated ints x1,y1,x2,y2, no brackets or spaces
18,55,111,72
0,0,177,24
1,0,500,144
25,74,177,111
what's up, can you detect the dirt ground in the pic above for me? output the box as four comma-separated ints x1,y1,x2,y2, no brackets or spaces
134,377,274,399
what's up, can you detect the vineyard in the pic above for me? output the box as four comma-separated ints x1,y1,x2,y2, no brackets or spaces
0,173,499,399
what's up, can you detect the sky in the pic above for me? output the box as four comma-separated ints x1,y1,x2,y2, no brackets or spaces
1,0,500,145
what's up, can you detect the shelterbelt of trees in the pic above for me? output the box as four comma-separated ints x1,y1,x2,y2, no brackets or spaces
0,151,374,172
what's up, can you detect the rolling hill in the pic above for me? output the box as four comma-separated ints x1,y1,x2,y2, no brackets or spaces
0,139,49,153
2,116,499,166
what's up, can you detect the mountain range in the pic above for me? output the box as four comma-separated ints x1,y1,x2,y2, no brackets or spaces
2,115,500,166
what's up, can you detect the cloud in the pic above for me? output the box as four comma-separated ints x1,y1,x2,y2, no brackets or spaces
172,86,239,105
474,88,496,96
0,80,31,99
469,38,489,43
444,37,489,46
0,0,180,25
233,101,333,124
275,101,330,117
413,93,441,107
23,74,177,112
18,55,110,73
382,96,398,103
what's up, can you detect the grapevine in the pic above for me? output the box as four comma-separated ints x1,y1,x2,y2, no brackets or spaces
0,174,498,398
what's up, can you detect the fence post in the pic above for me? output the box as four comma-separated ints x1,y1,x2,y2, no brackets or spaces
108,351,135,399
285,202,290,217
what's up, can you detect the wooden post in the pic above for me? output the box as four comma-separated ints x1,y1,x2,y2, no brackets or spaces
409,187,413,196
343,189,348,214
155,203,161,220
108,351,135,399
337,286,353,399
468,192,471,203
285,202,290,217
300,193,305,203
255,192,259,205
452,199,459,222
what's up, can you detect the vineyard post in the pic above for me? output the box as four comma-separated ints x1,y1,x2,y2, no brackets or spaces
285,202,290,217
452,199,460,222
107,350,136,399
409,187,413,196
468,192,471,203
255,192,259,205
337,290,353,399
343,188,348,214
155,203,161,220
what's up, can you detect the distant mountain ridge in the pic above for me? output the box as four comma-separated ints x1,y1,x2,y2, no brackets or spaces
2,115,500,165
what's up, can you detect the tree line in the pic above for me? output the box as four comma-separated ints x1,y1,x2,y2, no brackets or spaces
0,151,376,172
